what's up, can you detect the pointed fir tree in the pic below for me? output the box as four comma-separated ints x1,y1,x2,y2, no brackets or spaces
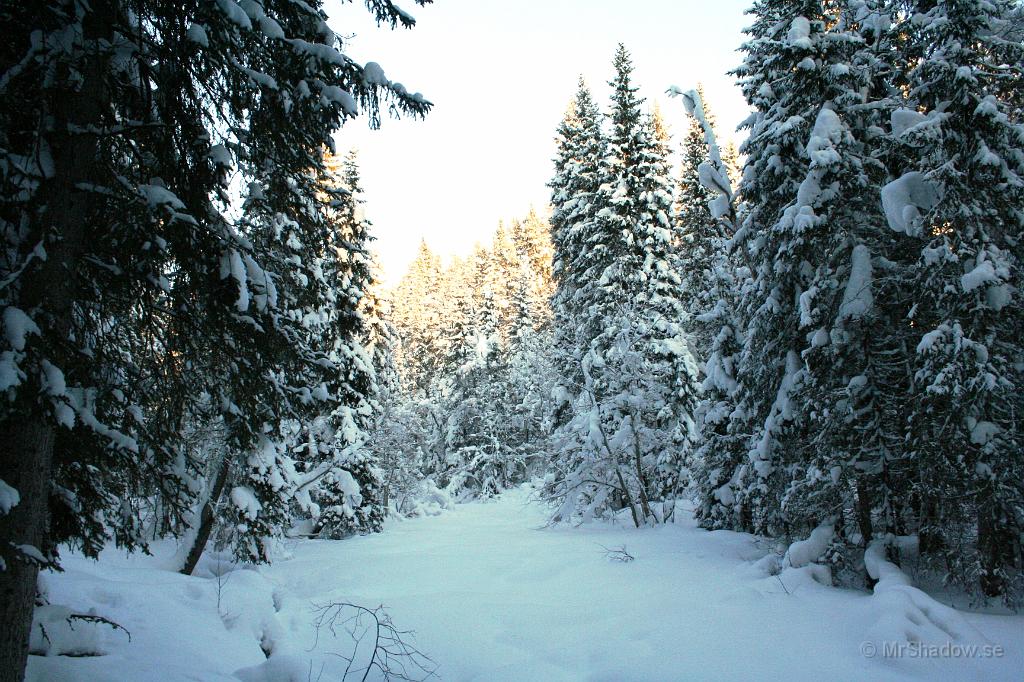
361,255,409,512
677,89,753,532
546,46,700,525
548,80,607,416
305,150,383,539
392,239,445,399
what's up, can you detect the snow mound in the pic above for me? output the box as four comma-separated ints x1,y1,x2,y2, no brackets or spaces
786,522,834,568
29,605,114,657
864,536,988,649
137,183,186,211
787,16,813,48
235,654,309,682
961,258,1002,293
891,108,926,137
394,478,453,517
362,61,388,85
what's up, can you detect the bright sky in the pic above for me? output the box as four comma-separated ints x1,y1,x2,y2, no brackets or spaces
322,0,753,285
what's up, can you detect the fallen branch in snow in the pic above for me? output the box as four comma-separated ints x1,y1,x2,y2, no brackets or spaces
775,575,791,595
66,613,132,644
31,608,131,657
599,544,635,563
310,601,436,681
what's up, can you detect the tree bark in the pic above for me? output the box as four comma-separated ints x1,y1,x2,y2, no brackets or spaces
977,497,1014,598
633,451,654,524
615,468,641,528
0,423,55,682
917,493,944,556
855,475,873,547
181,457,231,576
0,5,111,677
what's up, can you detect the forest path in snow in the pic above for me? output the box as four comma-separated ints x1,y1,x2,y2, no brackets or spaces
261,485,1024,682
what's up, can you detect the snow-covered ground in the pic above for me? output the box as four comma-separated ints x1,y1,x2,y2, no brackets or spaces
28,485,1024,681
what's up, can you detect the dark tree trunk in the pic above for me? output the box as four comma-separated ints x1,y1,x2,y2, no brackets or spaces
850,482,878,589
633,449,654,524
0,5,111,677
181,457,231,576
855,476,874,546
0,423,55,682
977,498,1014,598
739,502,754,534
615,468,641,529
917,494,944,556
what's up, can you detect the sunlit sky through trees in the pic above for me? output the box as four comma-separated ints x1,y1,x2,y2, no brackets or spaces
323,0,752,285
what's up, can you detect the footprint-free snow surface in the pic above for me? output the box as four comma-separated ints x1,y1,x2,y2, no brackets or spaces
28,485,1024,681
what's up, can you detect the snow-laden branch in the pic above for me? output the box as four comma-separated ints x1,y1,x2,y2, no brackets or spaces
863,535,989,650
667,86,736,227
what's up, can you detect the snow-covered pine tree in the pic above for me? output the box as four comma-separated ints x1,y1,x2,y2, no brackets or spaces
304,151,383,540
503,211,558,469
690,270,751,532
673,87,752,532
0,0,432,676
548,80,607,419
890,0,1024,598
512,207,556,307
488,221,522,344
723,1,880,537
675,85,723,355
361,255,412,512
392,239,445,399
546,46,700,525
504,312,557,467
776,2,921,569
441,253,516,498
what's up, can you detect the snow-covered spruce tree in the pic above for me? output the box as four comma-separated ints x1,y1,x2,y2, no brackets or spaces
503,213,557,471
890,0,1024,598
392,239,445,399
0,0,430,676
433,253,480,484
671,88,753,532
690,269,752,532
512,207,556,308
302,151,384,540
675,85,724,355
390,239,455,481
442,276,515,498
773,3,925,568
546,46,700,525
224,152,342,556
548,80,607,421
772,101,908,569
362,255,413,513
488,220,522,343
722,1,885,537
505,317,558,467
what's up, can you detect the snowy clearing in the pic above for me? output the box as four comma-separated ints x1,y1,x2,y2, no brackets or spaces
28,485,1024,682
